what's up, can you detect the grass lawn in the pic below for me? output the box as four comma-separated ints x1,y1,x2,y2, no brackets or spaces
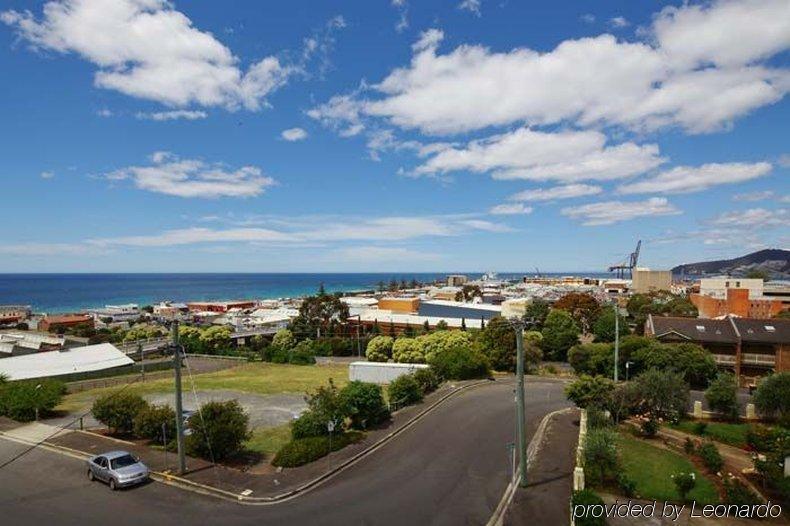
671,420,750,449
617,433,719,504
245,423,292,457
58,362,349,413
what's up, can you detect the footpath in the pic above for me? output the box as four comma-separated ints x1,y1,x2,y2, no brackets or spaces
504,408,580,526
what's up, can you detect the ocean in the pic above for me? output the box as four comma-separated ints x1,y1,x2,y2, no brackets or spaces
0,272,610,313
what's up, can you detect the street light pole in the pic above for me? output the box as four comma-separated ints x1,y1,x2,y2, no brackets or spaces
514,322,528,488
171,321,186,475
613,303,620,383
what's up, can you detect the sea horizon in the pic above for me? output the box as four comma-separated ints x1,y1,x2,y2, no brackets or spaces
0,271,613,313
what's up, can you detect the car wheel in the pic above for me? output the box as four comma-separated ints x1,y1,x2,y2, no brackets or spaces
87,470,94,482
109,478,117,491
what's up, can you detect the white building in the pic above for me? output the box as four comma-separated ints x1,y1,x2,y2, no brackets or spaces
699,278,764,299
89,304,141,323
0,343,134,380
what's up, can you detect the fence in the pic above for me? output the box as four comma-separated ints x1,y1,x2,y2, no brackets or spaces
64,361,175,392
570,408,588,526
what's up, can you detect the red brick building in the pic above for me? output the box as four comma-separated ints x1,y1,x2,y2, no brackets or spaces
39,314,94,332
185,300,256,313
690,288,785,319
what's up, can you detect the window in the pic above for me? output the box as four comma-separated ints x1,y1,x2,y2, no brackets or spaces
765,325,775,332
696,325,706,332
735,281,741,288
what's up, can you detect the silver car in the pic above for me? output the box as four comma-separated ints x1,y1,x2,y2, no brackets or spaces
87,451,149,490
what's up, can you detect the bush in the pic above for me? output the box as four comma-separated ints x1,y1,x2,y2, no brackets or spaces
684,437,696,455
269,346,290,363
428,345,490,380
583,428,619,486
272,329,296,352
288,340,316,365
568,343,613,377
697,442,723,473
392,337,425,364
339,381,390,430
631,368,689,422
291,410,329,439
565,375,614,409
272,432,363,468
92,392,148,434
705,373,739,421
673,471,696,502
753,372,790,425
186,400,250,461
540,309,580,361
0,379,66,422
723,477,761,505
366,336,393,362
388,374,423,408
641,418,659,437
303,379,349,432
617,473,637,497
746,424,788,452
693,421,708,436
133,404,175,443
477,316,516,371
413,368,440,394
571,489,606,526
587,407,611,430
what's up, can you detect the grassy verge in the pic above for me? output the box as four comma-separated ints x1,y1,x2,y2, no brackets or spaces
245,424,292,458
670,420,750,449
617,433,719,504
57,362,349,413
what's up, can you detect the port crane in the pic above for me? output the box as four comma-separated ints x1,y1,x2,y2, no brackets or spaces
608,240,641,279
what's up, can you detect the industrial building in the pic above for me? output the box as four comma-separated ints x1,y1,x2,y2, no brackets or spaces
39,313,94,332
88,304,142,323
0,342,133,381
378,297,420,314
631,268,672,293
645,315,789,386
186,300,257,313
690,278,787,318
446,275,469,287
418,299,501,321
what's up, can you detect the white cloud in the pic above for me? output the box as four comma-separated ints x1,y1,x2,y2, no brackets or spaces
307,92,366,137
414,128,664,182
2,0,295,110
327,246,441,263
96,108,113,117
39,170,55,179
609,16,629,28
313,0,790,136
707,207,787,228
391,0,409,33
580,14,596,24
103,152,276,198
136,110,208,121
281,127,308,141
617,162,772,195
489,203,533,215
733,190,775,202
778,154,790,168
561,197,680,226
458,0,482,17
509,184,602,202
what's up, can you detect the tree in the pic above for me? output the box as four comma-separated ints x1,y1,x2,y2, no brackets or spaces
774,310,790,319
523,299,550,330
377,280,386,293
631,342,717,388
705,373,739,421
0,379,66,422
388,374,423,407
392,337,425,363
591,309,629,343
568,343,614,377
186,400,250,461
199,325,233,353
753,372,790,425
565,375,614,409
632,368,689,422
607,382,639,423
627,292,697,334
477,316,516,371
554,293,601,333
428,346,490,380
388,279,399,292
459,285,482,302
92,393,148,434
540,309,580,361
435,320,449,331
366,336,393,362
272,328,296,351
523,331,543,373
417,330,473,362
340,381,390,430
304,378,349,432
745,269,769,281
290,293,350,338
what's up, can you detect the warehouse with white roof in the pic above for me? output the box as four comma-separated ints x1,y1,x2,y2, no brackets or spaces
0,343,134,381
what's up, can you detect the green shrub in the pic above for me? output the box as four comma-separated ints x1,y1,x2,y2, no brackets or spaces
92,392,148,434
428,346,490,380
753,372,790,425
269,346,290,363
693,421,708,435
571,489,605,526
586,407,611,430
388,374,423,407
417,331,473,363
583,428,619,486
617,473,637,497
673,471,696,502
392,337,425,363
291,410,330,439
272,329,296,351
746,424,788,452
565,375,613,409
186,400,250,461
684,437,696,455
339,381,390,430
0,379,66,422
477,316,516,371
366,336,393,362
133,404,175,443
304,379,349,432
413,368,440,394
272,431,363,468
697,442,723,473
288,340,316,365
723,477,761,505
641,418,659,437
705,373,739,421
631,368,689,422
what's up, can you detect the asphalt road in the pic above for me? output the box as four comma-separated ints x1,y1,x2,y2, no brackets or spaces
0,379,569,526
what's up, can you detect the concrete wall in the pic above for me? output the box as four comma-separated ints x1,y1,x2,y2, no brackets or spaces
632,269,672,293
349,361,428,384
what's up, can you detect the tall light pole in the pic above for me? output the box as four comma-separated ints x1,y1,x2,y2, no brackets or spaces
613,303,619,383
512,319,528,488
171,321,186,475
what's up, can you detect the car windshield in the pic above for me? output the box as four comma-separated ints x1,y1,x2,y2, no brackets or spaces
110,455,138,470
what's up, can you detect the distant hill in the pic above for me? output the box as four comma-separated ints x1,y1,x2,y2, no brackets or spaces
672,249,790,279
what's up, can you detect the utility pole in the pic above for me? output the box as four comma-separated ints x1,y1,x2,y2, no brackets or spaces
171,321,186,475
613,303,620,383
138,341,144,381
514,322,527,488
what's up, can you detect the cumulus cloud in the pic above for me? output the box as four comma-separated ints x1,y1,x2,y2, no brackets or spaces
617,162,772,194
414,128,664,182
136,110,208,121
311,0,790,135
281,127,308,141
509,184,602,202
561,197,680,226
103,152,276,198
489,203,533,215
1,0,295,110
609,16,629,28
707,207,787,228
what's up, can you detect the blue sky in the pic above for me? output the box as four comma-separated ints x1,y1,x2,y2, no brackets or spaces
0,0,787,273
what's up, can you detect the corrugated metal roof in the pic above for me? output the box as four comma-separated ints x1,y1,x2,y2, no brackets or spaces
0,343,133,381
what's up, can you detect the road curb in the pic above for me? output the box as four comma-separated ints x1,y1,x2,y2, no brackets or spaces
486,407,576,526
